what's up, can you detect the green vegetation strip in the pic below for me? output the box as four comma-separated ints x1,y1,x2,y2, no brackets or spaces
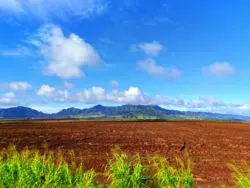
0,145,193,188
0,145,249,187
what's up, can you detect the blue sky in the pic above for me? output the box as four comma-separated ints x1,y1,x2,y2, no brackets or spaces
0,0,250,114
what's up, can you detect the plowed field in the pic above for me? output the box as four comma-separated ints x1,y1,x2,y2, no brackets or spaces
0,120,250,186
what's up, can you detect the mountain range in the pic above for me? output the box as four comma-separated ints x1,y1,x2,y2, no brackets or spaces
0,105,250,122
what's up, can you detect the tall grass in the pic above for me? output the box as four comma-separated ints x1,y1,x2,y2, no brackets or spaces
0,145,194,187
150,155,193,187
229,161,250,188
106,148,193,188
0,145,99,188
106,148,150,188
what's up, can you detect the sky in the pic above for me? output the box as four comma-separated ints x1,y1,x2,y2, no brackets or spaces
0,0,250,115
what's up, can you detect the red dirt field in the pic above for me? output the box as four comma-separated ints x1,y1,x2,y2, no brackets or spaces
0,120,250,186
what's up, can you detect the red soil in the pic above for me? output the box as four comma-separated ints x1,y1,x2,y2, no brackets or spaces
0,120,250,186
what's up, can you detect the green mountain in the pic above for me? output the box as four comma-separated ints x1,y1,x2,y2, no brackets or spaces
0,105,250,122
0,106,46,119
55,104,185,119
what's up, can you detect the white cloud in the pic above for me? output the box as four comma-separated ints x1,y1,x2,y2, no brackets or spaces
138,59,181,79
204,62,234,77
138,59,165,76
132,41,180,80
54,90,71,102
131,41,164,56
106,87,152,104
0,0,107,20
239,105,249,110
4,81,32,92
37,85,151,105
37,84,56,97
110,80,120,88
0,92,17,105
64,81,73,89
30,24,101,79
37,84,71,102
76,86,106,103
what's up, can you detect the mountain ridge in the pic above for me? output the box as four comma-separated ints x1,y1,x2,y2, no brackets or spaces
0,105,250,122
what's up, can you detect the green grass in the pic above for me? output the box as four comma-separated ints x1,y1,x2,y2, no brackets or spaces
148,152,193,187
229,161,250,188
106,148,151,188
106,148,194,188
2,144,250,187
0,145,100,188
0,145,194,188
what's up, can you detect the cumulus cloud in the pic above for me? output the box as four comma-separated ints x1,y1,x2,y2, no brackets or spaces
30,24,101,79
76,86,151,104
76,87,106,103
4,81,32,92
64,81,73,89
37,85,56,97
0,0,107,20
0,92,17,105
37,84,70,102
106,87,152,104
131,41,164,56
110,80,120,88
138,59,181,79
203,62,234,77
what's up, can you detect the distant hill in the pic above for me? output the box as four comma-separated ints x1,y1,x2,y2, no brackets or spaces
0,106,46,119
0,105,250,122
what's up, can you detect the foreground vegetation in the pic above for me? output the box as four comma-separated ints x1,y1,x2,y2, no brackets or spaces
0,145,249,187
0,145,193,187
229,162,250,188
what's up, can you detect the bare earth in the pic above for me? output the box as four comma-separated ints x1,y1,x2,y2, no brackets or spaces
0,120,250,187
